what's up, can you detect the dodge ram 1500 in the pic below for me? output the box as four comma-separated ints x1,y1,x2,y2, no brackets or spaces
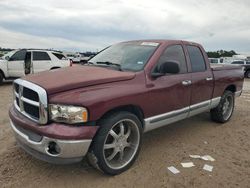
9,40,244,175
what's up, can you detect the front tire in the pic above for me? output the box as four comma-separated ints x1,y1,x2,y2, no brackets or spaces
0,73,3,85
87,111,142,175
210,90,235,123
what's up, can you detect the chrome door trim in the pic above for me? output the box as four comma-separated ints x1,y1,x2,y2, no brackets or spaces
188,100,210,117
144,107,189,132
143,97,221,132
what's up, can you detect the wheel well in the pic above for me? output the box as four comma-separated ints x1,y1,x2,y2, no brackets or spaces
225,85,236,93
99,105,145,128
50,67,61,70
0,69,5,79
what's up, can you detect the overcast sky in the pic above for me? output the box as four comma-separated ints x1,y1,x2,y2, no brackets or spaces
0,0,250,52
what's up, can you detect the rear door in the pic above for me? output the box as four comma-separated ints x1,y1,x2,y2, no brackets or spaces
185,44,214,116
7,50,26,77
32,51,52,73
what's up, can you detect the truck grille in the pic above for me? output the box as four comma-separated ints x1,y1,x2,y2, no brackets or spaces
13,79,48,124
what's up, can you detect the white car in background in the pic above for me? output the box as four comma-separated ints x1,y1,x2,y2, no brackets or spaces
208,58,221,64
64,52,94,64
231,60,250,78
0,49,71,84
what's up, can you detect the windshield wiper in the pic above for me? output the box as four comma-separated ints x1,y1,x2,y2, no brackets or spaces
96,61,122,71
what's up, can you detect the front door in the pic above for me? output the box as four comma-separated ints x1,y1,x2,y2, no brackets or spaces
7,50,26,77
145,44,192,131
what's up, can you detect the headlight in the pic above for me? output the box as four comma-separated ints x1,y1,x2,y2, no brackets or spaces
49,104,88,124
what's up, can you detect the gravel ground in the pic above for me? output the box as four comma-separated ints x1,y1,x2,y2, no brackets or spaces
0,80,250,188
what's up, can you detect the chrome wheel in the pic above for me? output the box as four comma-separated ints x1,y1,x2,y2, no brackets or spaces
247,71,250,78
222,95,233,120
103,119,140,170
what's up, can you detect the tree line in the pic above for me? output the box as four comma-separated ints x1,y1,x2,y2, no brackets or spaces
207,50,237,58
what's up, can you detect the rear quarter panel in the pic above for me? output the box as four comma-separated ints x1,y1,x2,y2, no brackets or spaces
212,66,244,97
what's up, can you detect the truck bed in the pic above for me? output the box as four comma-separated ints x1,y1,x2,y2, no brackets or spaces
210,63,243,71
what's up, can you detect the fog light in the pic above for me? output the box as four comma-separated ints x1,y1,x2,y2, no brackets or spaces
46,141,61,156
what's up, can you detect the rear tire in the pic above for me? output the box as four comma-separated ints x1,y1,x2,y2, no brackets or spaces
87,111,142,175
245,70,250,78
210,90,235,123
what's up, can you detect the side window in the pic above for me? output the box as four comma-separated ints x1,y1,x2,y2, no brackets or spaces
9,50,26,61
187,46,206,72
33,52,51,61
156,45,187,74
232,61,244,65
52,53,66,60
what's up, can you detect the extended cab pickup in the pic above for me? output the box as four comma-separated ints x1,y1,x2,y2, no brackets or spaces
0,49,71,84
9,40,244,175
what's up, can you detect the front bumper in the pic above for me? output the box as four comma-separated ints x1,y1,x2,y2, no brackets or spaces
10,120,92,164
9,106,99,164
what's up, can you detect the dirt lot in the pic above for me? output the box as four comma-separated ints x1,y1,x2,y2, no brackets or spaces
0,80,250,188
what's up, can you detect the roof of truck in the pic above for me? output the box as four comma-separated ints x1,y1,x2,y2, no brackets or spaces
122,39,200,46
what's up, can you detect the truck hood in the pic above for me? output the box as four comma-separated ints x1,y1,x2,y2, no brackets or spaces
23,65,136,94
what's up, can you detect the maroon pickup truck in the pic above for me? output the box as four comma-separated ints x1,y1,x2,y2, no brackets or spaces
9,40,244,175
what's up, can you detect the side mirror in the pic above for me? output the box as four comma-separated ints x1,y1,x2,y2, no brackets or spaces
5,56,10,61
151,60,180,78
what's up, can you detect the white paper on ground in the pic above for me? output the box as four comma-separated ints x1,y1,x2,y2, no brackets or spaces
167,166,180,174
201,155,215,162
189,155,201,159
203,164,213,172
189,155,215,162
181,162,195,168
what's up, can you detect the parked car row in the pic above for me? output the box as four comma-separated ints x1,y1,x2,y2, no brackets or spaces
64,52,96,64
208,58,250,78
231,60,250,78
0,49,71,84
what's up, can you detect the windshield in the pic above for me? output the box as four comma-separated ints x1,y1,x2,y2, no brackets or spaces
89,41,159,72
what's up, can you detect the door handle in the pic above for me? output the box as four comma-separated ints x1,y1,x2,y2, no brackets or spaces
206,77,213,81
182,80,192,86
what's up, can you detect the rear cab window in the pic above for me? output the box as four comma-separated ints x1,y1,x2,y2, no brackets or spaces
33,51,51,61
187,45,206,72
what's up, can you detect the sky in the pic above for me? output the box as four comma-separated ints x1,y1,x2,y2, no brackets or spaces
0,0,250,52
